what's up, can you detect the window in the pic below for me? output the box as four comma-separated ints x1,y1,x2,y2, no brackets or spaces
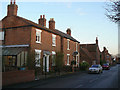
67,39,70,50
67,54,70,65
35,49,41,67
36,29,42,43
52,34,56,46
0,31,4,40
52,51,56,66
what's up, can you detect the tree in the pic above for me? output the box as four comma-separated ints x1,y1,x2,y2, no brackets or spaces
55,52,64,75
105,0,120,23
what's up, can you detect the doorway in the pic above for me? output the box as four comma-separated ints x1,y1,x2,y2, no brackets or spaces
43,54,49,72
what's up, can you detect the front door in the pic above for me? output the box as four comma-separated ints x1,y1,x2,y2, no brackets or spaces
43,55,49,72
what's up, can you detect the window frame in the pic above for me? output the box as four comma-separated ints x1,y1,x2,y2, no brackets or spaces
36,29,42,44
67,39,70,50
52,51,56,66
67,54,70,65
0,31,4,40
35,49,41,67
52,34,56,46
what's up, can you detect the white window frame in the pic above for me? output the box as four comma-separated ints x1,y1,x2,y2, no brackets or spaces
35,49,41,67
52,51,56,66
36,29,42,44
67,39,70,50
67,54,70,65
0,31,4,40
52,34,56,46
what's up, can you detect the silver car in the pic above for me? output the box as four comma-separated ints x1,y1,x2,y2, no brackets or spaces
88,64,103,74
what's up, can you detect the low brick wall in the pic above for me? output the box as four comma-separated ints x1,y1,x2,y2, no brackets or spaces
2,70,35,86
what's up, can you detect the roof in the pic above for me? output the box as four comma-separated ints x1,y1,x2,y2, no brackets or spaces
80,44,97,52
80,47,93,59
1,15,80,43
2,47,26,56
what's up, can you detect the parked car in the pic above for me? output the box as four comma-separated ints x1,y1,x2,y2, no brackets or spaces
88,64,103,74
102,64,110,70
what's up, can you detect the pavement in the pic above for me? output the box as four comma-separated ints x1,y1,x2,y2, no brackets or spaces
3,71,87,88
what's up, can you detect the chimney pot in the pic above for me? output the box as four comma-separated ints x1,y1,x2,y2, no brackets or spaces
66,28,71,36
40,15,42,18
43,15,45,18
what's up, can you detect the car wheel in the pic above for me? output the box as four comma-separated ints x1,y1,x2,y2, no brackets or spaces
98,70,100,74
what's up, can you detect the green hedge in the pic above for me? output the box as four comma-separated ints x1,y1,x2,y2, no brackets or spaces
79,62,89,71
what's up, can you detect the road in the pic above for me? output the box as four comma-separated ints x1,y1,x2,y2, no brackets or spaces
32,64,119,88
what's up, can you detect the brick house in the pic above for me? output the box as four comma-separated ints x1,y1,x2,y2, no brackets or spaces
80,47,93,66
101,47,112,65
1,1,80,72
80,37,100,65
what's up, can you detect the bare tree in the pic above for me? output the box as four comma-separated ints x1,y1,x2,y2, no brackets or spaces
105,0,120,23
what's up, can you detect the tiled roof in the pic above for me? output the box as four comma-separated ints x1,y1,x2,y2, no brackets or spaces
80,44,97,52
8,15,80,43
80,47,93,59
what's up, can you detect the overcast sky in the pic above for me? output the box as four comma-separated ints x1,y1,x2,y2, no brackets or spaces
0,1,118,55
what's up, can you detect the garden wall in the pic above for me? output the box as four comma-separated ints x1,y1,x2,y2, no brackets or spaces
2,70,35,86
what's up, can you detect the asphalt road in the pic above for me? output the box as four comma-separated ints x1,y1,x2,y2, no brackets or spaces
33,64,119,88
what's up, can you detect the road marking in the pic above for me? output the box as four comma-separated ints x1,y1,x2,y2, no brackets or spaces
89,78,98,83
75,85,83,88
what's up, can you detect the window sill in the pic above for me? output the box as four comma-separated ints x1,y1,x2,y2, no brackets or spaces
52,44,56,47
67,48,70,50
66,64,70,66
36,41,41,44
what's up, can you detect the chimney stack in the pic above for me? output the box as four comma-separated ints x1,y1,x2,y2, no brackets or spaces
38,15,46,27
7,0,18,16
96,37,98,45
66,28,71,36
103,47,106,51
49,18,55,30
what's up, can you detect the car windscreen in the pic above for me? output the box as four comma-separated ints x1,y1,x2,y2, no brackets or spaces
91,65,99,68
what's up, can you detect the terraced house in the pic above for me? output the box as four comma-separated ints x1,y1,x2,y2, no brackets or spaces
1,0,80,73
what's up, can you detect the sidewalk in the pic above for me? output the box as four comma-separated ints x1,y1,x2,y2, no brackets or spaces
3,71,87,88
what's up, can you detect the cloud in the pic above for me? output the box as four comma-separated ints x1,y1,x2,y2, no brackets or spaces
76,8,86,16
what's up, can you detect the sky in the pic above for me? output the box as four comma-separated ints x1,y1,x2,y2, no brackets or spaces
0,0,118,56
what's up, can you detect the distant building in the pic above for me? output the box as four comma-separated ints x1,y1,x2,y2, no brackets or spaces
100,47,112,65
80,37,101,65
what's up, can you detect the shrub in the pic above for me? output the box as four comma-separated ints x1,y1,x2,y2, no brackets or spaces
62,65,72,72
55,52,64,73
79,61,89,71
71,60,76,66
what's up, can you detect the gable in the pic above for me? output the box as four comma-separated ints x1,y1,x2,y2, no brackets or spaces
1,16,30,28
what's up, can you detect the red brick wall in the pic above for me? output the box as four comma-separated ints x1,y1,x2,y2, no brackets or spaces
30,27,61,52
5,27,31,45
63,38,79,65
2,70,35,86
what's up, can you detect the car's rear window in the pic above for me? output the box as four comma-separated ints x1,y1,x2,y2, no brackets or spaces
103,64,108,66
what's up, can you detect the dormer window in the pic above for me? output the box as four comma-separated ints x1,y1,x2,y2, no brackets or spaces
36,29,42,43
52,34,56,46
67,39,70,50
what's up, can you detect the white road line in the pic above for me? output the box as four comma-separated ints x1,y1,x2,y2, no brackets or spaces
75,85,83,88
